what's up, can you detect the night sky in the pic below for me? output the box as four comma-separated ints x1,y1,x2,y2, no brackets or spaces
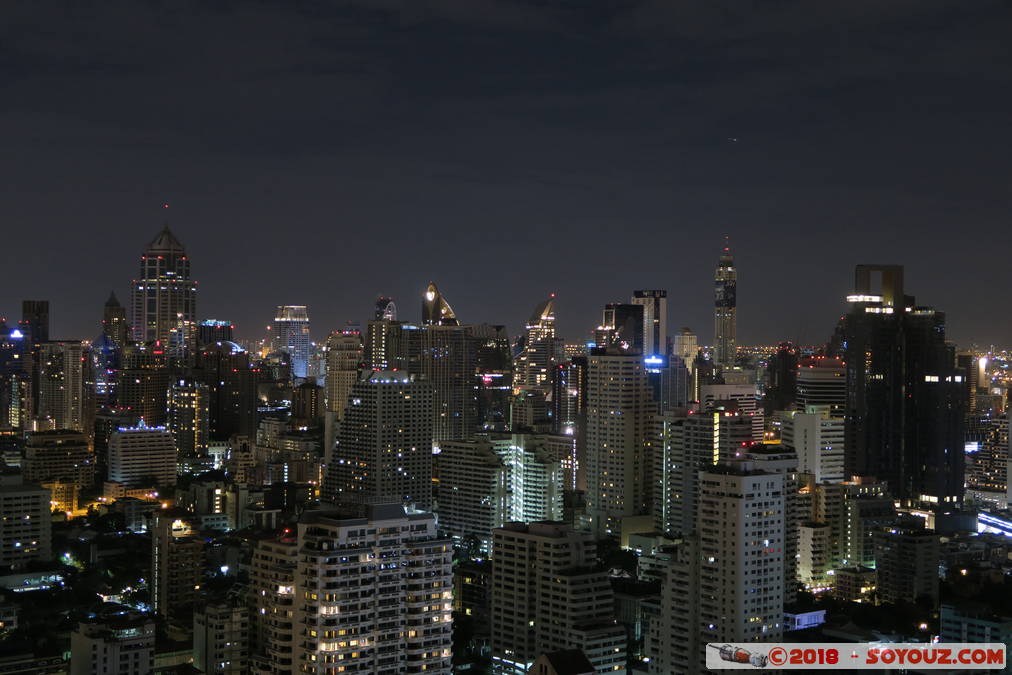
3,1,1011,348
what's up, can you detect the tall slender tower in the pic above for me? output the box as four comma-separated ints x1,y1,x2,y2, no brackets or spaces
273,306,311,379
585,347,652,536
515,295,558,387
324,328,363,416
632,289,667,357
19,300,49,345
102,292,130,349
131,226,196,345
713,239,737,368
842,264,964,505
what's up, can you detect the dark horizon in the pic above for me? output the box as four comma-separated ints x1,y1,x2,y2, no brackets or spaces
2,1,1011,347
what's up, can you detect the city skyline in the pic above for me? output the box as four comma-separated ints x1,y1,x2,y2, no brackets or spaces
3,4,1011,674
3,221,1007,351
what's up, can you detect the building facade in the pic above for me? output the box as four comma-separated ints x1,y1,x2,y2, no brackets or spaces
296,505,453,674
323,371,434,507
108,422,177,489
713,243,737,369
131,226,196,345
491,522,626,675
273,306,311,379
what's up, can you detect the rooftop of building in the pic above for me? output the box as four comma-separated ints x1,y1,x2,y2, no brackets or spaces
535,649,596,675
79,602,154,630
745,443,796,457
942,602,1012,625
798,355,845,369
145,224,186,255
302,502,433,526
24,429,88,440
497,521,578,538
705,461,778,478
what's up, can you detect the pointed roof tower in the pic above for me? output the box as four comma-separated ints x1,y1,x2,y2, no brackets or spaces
421,282,459,326
146,225,186,255
527,295,556,329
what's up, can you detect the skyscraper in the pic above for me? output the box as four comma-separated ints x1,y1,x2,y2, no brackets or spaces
196,319,233,346
101,292,130,349
364,318,418,371
193,340,258,441
632,289,667,357
118,343,169,427
419,322,478,443
272,305,311,379
515,296,559,388
323,328,363,416
651,406,753,537
91,331,120,410
647,462,784,674
491,522,627,675
672,327,697,369
108,421,177,489
433,439,510,551
296,505,453,674
422,281,459,326
70,605,155,675
585,348,652,536
766,341,798,411
167,380,210,457
0,469,52,568
151,510,204,620
700,383,764,441
19,300,50,345
23,429,94,498
594,303,644,352
249,532,297,672
841,265,965,505
34,341,92,433
0,321,26,431
374,295,397,321
552,356,586,437
193,591,248,675
781,406,845,483
472,323,513,432
713,241,737,369
323,370,434,507
131,226,196,345
795,356,846,413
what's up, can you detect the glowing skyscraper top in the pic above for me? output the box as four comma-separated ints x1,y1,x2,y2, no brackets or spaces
421,282,458,326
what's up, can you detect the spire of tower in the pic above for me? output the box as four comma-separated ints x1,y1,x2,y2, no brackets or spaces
105,291,121,307
421,282,458,326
